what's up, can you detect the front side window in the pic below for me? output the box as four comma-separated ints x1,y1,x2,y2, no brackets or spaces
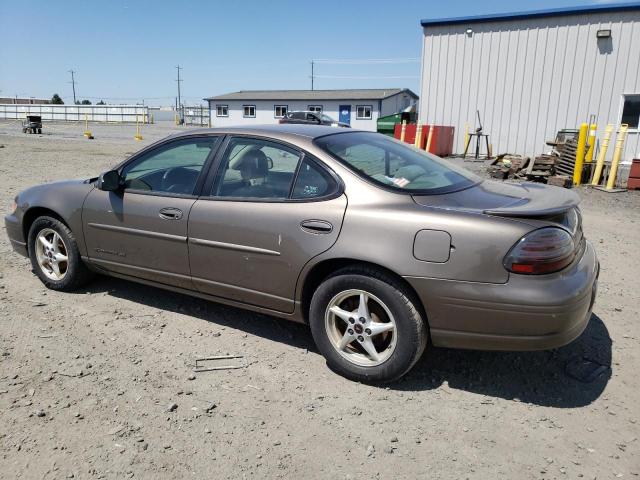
121,137,219,194
315,132,479,194
356,105,372,120
216,105,228,117
308,105,323,113
274,105,288,118
243,105,256,118
213,137,301,199
621,94,640,129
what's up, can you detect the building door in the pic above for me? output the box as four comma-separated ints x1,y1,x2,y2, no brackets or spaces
339,105,351,125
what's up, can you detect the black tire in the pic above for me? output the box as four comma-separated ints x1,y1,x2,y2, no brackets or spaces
309,267,427,383
28,216,93,291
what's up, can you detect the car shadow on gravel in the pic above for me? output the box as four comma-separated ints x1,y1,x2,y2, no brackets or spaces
392,313,612,408
78,277,611,408
77,276,318,351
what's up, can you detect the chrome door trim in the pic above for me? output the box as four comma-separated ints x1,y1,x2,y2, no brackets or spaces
189,237,281,256
87,222,187,243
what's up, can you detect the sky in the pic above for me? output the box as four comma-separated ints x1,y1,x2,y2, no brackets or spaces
0,0,628,106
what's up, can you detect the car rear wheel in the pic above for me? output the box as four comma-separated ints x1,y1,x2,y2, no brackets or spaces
309,267,427,383
28,216,93,291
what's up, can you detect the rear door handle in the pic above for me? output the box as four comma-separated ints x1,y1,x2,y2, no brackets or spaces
300,219,333,234
159,207,183,220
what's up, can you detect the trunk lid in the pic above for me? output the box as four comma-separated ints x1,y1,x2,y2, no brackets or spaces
412,180,580,217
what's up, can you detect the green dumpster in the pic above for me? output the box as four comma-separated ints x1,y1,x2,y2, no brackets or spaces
376,109,416,137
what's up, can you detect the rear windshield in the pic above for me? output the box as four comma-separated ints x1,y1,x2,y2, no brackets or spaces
315,132,479,194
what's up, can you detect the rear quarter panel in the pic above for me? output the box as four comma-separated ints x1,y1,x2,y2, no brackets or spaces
297,172,536,288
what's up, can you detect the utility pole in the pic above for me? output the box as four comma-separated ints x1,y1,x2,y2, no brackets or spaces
175,65,183,123
68,70,77,104
311,61,314,90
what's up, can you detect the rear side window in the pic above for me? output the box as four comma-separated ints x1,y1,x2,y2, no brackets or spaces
292,158,338,199
213,137,301,199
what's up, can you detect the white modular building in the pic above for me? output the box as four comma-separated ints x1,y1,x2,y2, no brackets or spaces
205,89,418,131
418,2,640,161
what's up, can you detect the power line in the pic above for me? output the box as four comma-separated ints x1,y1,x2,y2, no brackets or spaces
314,57,420,64
314,75,420,79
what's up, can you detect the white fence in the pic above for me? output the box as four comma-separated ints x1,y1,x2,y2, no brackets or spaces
0,104,150,123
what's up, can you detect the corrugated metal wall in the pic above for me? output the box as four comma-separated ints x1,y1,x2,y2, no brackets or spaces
419,9,640,161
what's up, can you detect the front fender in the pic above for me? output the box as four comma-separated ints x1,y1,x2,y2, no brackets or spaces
15,179,94,256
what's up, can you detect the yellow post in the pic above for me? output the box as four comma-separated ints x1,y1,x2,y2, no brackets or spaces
175,113,180,125
606,124,629,190
488,143,493,159
425,125,434,153
134,115,143,141
400,120,407,143
591,124,613,186
464,123,469,151
573,123,589,185
83,114,93,139
414,125,423,148
585,123,597,162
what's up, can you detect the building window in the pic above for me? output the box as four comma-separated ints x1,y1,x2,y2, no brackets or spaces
308,105,323,113
621,95,640,129
216,105,228,117
274,105,288,118
243,105,256,118
356,105,372,120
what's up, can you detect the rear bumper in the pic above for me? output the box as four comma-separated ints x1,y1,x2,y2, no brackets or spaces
4,213,28,257
405,241,599,351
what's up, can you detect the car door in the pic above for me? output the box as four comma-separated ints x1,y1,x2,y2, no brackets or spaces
188,136,347,313
83,135,221,288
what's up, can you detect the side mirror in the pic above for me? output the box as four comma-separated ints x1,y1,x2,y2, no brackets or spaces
97,170,121,191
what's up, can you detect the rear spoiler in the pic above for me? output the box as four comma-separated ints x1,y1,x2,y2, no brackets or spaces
484,184,580,218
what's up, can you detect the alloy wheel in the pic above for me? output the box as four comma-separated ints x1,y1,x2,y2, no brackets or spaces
35,228,69,281
324,289,397,367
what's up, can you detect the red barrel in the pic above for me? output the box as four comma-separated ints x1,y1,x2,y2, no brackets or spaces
394,124,455,156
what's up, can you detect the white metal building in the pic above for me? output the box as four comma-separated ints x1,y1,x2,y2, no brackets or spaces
418,2,640,161
205,89,418,131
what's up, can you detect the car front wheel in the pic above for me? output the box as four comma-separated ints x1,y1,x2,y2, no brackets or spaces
309,267,427,383
28,216,93,291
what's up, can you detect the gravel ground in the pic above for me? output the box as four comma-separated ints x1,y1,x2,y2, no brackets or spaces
0,120,639,479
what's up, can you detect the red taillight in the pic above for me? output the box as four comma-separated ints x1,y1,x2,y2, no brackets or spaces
504,227,575,275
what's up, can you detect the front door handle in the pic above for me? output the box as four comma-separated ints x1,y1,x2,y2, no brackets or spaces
300,219,333,234
159,207,183,220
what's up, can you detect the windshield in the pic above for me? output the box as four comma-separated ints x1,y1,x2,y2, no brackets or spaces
320,113,336,123
315,132,479,194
